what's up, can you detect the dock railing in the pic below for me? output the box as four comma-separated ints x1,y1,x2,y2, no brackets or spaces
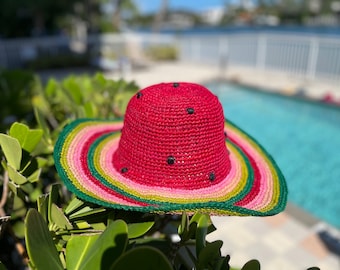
178,33,340,84
1,32,340,85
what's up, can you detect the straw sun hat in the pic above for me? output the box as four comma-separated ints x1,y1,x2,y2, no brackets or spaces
54,82,287,216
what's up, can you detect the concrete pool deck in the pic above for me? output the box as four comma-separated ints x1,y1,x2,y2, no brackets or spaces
106,62,340,270
106,61,340,101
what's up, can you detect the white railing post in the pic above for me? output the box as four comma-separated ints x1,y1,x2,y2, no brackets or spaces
218,36,229,76
218,36,229,60
192,38,201,63
256,34,267,70
307,37,319,80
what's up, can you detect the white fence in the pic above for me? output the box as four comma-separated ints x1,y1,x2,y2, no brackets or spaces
178,33,340,84
1,32,340,84
0,33,176,69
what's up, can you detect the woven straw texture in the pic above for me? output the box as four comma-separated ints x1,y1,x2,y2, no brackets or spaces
54,82,287,216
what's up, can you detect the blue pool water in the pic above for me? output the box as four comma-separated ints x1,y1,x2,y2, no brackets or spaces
207,82,340,228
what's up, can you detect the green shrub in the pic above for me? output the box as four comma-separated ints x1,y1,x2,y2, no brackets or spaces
145,45,178,61
0,71,139,269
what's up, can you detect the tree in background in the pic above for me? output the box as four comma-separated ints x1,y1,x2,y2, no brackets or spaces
275,0,338,24
0,0,140,37
110,0,139,31
152,0,169,32
0,0,80,37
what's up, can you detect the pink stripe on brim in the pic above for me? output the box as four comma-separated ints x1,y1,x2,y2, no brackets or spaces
227,127,274,210
65,123,148,207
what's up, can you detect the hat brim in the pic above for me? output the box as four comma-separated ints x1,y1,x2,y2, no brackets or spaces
54,119,287,216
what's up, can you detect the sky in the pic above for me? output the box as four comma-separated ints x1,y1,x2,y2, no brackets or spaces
137,0,234,14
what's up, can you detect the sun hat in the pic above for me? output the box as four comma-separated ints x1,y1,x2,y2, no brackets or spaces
54,82,287,216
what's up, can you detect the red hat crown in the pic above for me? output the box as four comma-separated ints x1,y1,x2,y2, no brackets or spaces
113,82,231,189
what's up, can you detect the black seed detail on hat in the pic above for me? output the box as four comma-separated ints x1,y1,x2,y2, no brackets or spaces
209,172,216,181
121,167,128,173
173,83,180,88
224,131,227,138
167,156,175,165
136,92,143,99
186,108,194,114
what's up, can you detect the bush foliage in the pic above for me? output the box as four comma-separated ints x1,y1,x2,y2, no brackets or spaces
145,45,178,61
0,70,319,270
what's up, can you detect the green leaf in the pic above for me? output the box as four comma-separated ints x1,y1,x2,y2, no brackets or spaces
9,122,28,147
114,92,135,115
9,123,43,153
188,213,215,240
24,129,43,153
27,168,41,183
1,160,6,170
63,78,83,105
48,184,60,224
33,107,51,141
78,219,128,270
128,222,154,239
0,134,22,170
21,182,34,194
178,212,189,240
94,73,107,86
241,259,261,270
7,165,27,185
197,240,223,269
196,214,210,257
25,209,64,270
111,246,173,270
91,222,107,231
184,246,197,267
0,261,8,270
66,234,100,270
50,204,73,230
69,206,106,219
37,194,49,221
64,197,84,215
36,157,48,168
32,91,51,115
215,255,231,270
28,188,42,202
76,105,86,118
187,212,207,240
12,220,25,238
7,181,18,195
45,78,58,97
190,212,204,225
83,102,97,118
74,220,91,229
11,196,26,219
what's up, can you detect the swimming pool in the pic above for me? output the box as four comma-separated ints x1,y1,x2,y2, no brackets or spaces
207,82,340,228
